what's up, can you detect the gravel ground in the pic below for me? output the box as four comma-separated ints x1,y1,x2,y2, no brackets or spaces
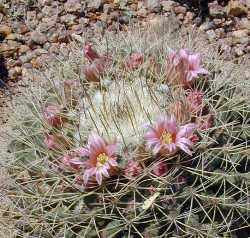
0,0,249,109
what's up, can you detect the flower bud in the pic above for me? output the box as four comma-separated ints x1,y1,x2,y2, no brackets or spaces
124,160,143,178
83,43,100,62
44,105,63,127
126,52,144,70
151,161,168,176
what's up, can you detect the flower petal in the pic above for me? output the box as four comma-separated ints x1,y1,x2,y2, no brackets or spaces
83,168,95,185
177,123,196,138
106,143,116,157
108,158,118,167
96,170,103,185
101,166,110,178
76,147,89,157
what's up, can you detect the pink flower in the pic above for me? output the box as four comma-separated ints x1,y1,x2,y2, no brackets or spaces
126,52,144,70
167,49,208,86
80,134,118,185
144,115,196,156
83,63,100,82
189,134,200,143
151,161,168,176
124,160,143,178
44,134,57,149
83,43,112,82
83,56,111,82
83,43,100,62
44,105,63,127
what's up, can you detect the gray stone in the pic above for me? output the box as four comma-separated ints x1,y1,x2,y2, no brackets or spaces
119,15,130,24
103,3,115,14
232,30,249,44
234,46,245,57
42,6,60,17
26,11,38,29
0,25,12,37
9,67,22,79
64,0,82,13
31,31,47,45
43,42,51,50
246,0,250,7
37,20,56,33
161,1,176,12
23,63,33,69
209,3,226,18
87,0,103,11
174,6,187,14
146,0,162,13
19,45,30,54
237,18,250,30
19,52,35,64
199,21,216,31
33,48,48,56
215,28,226,38
137,8,147,17
206,30,217,42
114,0,128,9
0,3,7,15
79,17,89,25
60,14,77,26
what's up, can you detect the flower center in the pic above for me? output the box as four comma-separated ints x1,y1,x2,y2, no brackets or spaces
161,131,173,144
96,153,109,167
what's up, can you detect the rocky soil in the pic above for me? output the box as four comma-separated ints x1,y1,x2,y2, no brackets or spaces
0,1,249,236
0,0,249,124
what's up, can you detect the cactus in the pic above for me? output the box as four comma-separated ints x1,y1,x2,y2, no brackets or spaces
5,19,250,237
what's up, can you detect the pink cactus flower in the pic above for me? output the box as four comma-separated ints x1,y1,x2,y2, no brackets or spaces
124,160,143,178
83,43,100,62
186,90,204,115
79,134,118,185
167,48,208,86
83,63,100,82
44,134,57,149
83,56,111,82
189,134,200,143
44,105,63,127
83,43,112,82
151,161,168,176
144,115,196,156
126,52,144,70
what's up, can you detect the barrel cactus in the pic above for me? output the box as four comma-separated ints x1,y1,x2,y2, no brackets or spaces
6,19,250,237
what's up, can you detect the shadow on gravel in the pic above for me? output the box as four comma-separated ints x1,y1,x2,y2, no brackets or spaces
0,55,8,88
175,0,229,18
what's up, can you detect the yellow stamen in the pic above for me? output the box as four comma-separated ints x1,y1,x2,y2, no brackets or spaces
96,153,109,167
161,131,173,144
